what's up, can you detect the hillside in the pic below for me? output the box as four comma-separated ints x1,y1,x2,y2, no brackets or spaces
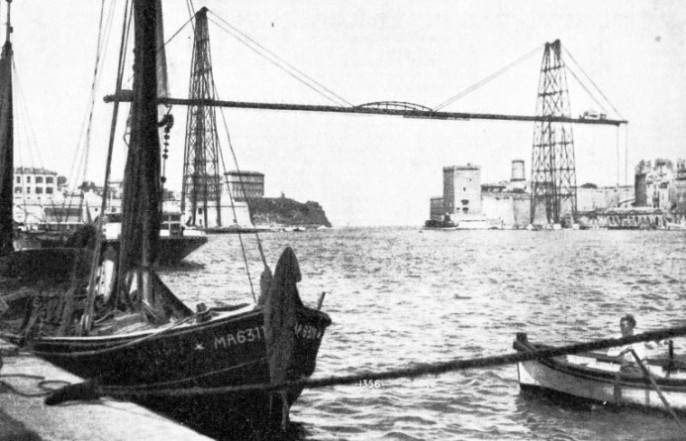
247,197,332,228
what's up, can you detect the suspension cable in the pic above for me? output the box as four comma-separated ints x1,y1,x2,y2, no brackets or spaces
564,65,609,116
207,12,353,107
433,44,543,111
562,46,624,119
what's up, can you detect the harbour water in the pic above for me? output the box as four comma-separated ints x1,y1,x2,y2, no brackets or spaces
160,227,686,441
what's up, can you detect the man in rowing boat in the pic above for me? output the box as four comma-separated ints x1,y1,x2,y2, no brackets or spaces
608,314,645,375
609,314,646,404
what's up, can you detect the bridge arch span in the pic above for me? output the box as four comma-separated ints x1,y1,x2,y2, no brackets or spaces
355,101,434,113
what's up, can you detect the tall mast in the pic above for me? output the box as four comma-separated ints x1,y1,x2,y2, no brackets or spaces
117,0,161,302
4,0,11,43
0,0,13,257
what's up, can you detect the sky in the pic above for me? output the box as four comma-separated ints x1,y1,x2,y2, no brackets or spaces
7,0,686,226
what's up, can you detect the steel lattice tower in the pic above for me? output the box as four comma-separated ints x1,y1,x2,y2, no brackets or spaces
530,40,577,225
181,7,222,228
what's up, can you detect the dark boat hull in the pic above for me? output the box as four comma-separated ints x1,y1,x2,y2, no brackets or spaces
103,235,209,264
7,305,330,437
15,232,207,265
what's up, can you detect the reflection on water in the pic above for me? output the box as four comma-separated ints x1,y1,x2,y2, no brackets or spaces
161,228,686,441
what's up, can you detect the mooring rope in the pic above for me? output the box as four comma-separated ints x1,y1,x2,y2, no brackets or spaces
66,325,686,400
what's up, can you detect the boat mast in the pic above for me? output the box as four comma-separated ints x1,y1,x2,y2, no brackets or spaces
117,0,161,306
0,0,13,257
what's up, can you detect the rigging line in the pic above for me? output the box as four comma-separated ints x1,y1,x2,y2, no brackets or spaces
207,12,352,107
617,126,622,187
83,0,133,334
186,0,196,35
161,9,195,50
624,124,629,186
12,204,43,223
562,46,623,119
433,44,543,111
213,82,269,272
69,1,116,193
80,0,113,188
11,60,44,168
213,84,259,303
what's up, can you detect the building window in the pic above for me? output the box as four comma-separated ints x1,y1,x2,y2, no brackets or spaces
46,177,54,184
14,187,21,194
35,187,43,194
26,187,31,193
462,207,469,213
46,187,53,194
461,199,469,205
35,176,43,184
26,176,31,183
15,176,19,184
463,187,466,192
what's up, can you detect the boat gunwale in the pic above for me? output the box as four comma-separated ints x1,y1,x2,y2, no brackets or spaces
1,304,331,347
517,341,686,390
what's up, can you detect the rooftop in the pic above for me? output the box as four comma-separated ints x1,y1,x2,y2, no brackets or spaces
15,167,58,175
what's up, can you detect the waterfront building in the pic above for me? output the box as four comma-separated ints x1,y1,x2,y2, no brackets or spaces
226,171,265,201
442,164,482,217
13,167,61,198
426,157,686,228
674,159,686,218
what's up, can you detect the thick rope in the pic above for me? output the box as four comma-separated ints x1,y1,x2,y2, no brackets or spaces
74,325,686,399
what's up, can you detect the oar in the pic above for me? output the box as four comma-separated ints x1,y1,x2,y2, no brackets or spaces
630,350,684,431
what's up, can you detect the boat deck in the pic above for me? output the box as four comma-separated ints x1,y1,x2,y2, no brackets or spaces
0,341,212,441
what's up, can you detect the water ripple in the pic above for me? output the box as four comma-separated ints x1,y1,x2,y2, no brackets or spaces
162,227,686,441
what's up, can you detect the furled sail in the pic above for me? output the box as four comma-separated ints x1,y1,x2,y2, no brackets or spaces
0,31,12,257
117,1,161,307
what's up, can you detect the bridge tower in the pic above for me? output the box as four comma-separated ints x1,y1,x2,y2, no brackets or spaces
530,40,577,225
181,7,222,228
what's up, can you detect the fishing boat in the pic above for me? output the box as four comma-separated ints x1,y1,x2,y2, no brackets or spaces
513,333,686,412
423,218,458,230
0,1,331,437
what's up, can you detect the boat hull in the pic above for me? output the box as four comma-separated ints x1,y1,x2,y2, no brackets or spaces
515,336,686,413
14,230,207,264
104,234,209,264
16,306,331,437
